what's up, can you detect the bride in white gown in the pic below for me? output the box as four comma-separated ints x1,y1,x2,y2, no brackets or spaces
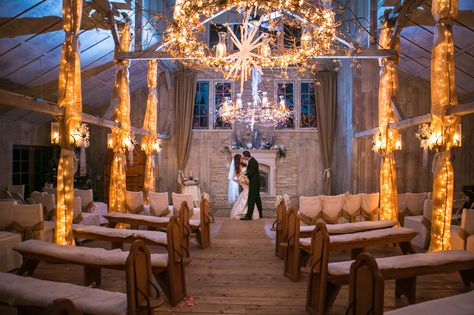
229,154,259,220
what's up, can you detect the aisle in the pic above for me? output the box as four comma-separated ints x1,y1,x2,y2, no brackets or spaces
157,218,308,314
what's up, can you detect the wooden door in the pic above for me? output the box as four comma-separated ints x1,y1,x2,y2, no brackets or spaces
104,149,145,203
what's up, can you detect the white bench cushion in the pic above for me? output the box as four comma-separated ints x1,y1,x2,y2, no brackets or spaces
299,227,415,247
0,272,128,315
328,250,474,276
14,240,168,267
107,212,170,224
385,291,474,315
300,220,397,235
72,224,167,245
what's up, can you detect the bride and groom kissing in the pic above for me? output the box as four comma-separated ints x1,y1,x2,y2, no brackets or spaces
229,151,263,220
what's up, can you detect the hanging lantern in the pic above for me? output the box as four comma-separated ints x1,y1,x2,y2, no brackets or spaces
107,133,115,149
51,122,60,144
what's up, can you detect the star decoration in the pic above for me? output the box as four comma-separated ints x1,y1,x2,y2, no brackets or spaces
225,10,273,92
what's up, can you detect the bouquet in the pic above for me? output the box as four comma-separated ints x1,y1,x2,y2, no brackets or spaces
238,174,249,185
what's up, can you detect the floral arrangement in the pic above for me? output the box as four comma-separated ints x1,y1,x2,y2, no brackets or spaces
415,123,434,144
277,146,286,159
238,174,249,185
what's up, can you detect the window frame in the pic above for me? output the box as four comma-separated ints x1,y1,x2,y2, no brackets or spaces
299,80,317,130
212,80,234,130
193,80,211,130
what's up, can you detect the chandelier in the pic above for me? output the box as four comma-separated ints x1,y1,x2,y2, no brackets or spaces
167,0,340,85
218,67,292,128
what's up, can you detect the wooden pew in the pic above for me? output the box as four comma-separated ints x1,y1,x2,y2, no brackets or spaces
72,224,167,250
188,193,213,249
0,240,157,315
104,202,190,258
306,223,474,315
283,208,416,281
14,216,186,306
273,197,289,259
347,252,474,315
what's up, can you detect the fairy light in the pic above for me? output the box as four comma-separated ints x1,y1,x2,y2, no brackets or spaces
164,0,342,82
141,60,161,204
54,0,83,245
374,20,400,223
429,0,460,252
108,23,133,217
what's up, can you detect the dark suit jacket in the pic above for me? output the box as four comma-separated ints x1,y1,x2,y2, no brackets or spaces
246,157,260,189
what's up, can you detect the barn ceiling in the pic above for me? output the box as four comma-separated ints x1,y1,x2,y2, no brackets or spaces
0,0,472,124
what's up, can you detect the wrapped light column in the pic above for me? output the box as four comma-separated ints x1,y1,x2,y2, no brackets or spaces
141,60,160,204
429,0,460,252
55,0,83,245
109,23,132,215
375,20,400,223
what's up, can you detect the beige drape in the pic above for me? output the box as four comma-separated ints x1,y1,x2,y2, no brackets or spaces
315,71,337,195
174,69,197,171
55,0,83,245
142,60,159,203
109,23,131,214
429,0,459,251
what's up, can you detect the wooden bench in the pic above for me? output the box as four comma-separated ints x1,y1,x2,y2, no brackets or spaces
188,193,213,249
104,202,191,257
306,223,474,315
0,240,157,315
14,216,186,306
72,224,167,250
284,208,416,281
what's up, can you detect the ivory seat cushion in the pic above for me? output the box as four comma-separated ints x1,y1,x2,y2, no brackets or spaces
0,272,128,315
385,291,474,315
14,239,168,267
328,250,474,276
107,212,170,224
299,196,322,225
148,192,169,216
300,220,397,235
0,232,22,272
72,224,167,246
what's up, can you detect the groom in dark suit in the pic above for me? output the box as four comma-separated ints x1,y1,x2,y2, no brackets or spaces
241,151,263,220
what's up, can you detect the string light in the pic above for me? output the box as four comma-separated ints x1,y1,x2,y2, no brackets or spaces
374,20,400,223
54,0,83,245
429,0,460,252
141,60,161,204
108,23,133,218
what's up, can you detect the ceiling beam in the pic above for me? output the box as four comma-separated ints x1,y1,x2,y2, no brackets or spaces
0,89,170,139
354,101,474,138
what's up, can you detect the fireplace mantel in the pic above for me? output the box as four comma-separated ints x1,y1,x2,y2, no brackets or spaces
231,149,278,196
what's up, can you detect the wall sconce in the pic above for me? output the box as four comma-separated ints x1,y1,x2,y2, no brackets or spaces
107,133,115,149
453,123,462,147
395,135,402,151
51,121,60,144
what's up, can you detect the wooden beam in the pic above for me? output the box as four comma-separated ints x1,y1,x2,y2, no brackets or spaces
391,95,405,120
115,47,395,61
134,0,143,51
0,89,170,139
353,102,474,138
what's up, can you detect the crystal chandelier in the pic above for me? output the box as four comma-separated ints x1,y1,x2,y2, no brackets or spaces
218,68,291,128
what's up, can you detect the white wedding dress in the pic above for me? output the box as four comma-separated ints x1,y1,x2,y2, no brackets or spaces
230,166,259,220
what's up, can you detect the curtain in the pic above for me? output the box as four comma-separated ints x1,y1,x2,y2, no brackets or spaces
315,71,337,195
429,0,459,251
55,0,83,245
174,69,197,171
142,60,159,203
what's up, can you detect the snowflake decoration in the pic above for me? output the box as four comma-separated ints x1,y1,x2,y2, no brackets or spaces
225,10,273,92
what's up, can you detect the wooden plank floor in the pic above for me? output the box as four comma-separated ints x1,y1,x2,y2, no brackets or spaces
30,217,472,314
